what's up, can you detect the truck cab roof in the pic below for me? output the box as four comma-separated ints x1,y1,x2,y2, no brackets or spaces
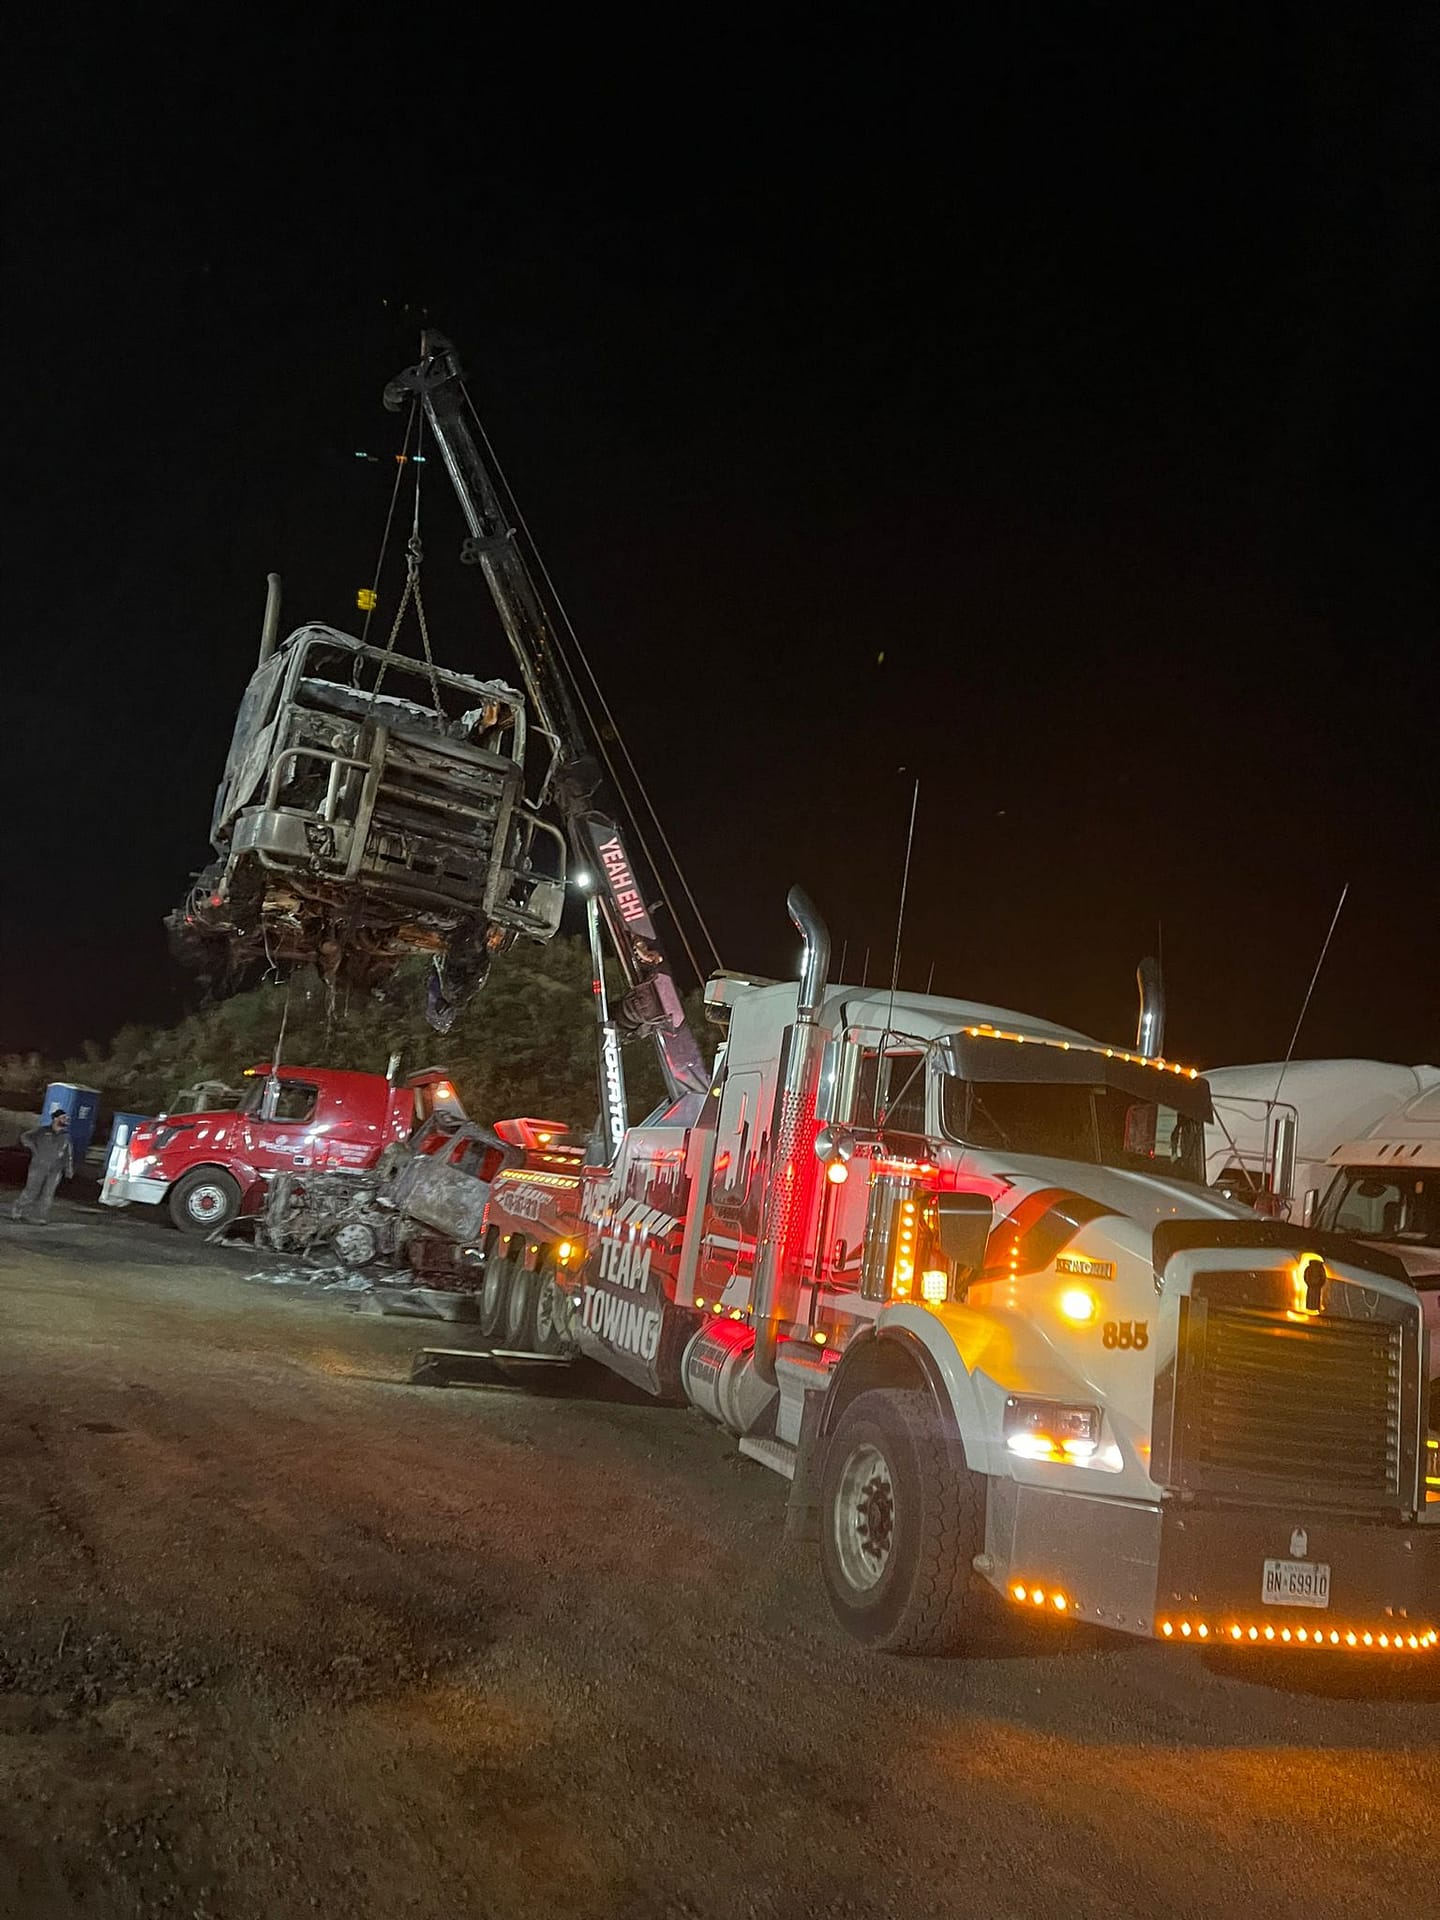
1331,1082,1440,1170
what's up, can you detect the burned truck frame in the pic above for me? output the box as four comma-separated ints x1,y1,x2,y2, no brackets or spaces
171,617,566,1008
259,1112,524,1278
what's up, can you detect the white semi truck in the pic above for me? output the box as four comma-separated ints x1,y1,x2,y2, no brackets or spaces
1204,1060,1439,1217
548,894,1436,1652
1312,1081,1440,1400
314,335,1440,1657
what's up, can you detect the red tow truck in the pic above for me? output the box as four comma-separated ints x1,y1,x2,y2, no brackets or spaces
101,1063,461,1233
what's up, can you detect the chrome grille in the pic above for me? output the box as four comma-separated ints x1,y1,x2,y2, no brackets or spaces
1167,1285,1413,1509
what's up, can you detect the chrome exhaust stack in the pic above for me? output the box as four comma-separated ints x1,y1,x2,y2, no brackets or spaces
1135,956,1165,1059
790,885,831,1026
749,887,832,1387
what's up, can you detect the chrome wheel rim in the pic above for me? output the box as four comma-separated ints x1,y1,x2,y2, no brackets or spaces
833,1441,895,1592
187,1183,228,1222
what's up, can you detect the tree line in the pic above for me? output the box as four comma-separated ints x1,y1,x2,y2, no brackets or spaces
59,940,710,1129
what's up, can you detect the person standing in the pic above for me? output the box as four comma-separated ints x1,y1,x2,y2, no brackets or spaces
10,1108,76,1223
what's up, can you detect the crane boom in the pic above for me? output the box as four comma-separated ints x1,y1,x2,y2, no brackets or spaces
384,333,708,1102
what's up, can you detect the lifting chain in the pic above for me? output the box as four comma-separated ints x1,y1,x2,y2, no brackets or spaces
366,416,444,715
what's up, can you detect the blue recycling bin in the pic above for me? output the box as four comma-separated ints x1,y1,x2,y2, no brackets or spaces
41,1083,102,1160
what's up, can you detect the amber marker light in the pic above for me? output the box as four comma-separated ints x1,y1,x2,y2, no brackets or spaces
825,1159,849,1185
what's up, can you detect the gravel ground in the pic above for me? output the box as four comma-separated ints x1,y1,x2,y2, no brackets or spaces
1,1195,1436,1920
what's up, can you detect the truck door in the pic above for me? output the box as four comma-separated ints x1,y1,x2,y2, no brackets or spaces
819,1047,927,1293
694,1071,764,1303
242,1078,323,1174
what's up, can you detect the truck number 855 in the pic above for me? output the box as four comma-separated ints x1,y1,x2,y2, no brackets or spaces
1102,1320,1148,1350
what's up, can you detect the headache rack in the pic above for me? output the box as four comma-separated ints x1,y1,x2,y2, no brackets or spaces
1153,1268,1426,1513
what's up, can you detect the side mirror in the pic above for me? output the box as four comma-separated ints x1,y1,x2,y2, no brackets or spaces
934,1191,992,1273
1269,1110,1298,1207
1302,1187,1319,1227
815,1037,854,1126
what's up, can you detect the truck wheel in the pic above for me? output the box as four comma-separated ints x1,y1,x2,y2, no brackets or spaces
169,1168,243,1236
529,1259,572,1355
504,1262,536,1349
819,1387,983,1655
333,1221,378,1267
479,1243,513,1339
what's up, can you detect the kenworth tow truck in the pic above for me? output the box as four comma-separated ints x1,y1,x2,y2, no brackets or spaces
333,334,1440,1653
561,901,1438,1651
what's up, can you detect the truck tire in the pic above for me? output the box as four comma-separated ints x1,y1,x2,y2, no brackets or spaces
819,1387,984,1655
528,1258,572,1355
479,1242,514,1339
169,1168,243,1236
503,1261,536,1349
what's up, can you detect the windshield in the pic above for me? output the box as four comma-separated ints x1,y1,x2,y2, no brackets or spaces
1317,1168,1440,1249
941,1078,1207,1185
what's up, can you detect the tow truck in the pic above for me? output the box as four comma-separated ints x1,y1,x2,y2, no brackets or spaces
215,333,1440,1655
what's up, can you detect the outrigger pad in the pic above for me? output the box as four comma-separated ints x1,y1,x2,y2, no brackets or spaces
408,1346,576,1389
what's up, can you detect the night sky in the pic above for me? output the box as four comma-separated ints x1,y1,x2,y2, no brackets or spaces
4,12,1436,1072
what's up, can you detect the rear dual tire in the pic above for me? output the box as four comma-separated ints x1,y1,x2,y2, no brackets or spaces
480,1241,571,1355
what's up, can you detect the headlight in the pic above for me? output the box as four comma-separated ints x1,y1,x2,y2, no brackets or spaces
1004,1396,1102,1461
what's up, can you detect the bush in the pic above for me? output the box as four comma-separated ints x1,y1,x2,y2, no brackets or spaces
64,939,709,1128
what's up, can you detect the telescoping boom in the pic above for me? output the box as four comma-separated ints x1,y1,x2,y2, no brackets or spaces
383,334,707,1106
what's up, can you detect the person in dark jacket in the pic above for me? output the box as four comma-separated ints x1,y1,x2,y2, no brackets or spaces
11,1108,75,1223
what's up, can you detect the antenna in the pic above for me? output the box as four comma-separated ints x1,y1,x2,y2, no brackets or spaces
1273,883,1349,1105
860,945,870,987
882,777,921,1044
837,938,849,983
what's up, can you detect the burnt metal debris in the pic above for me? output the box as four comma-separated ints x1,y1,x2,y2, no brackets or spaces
168,621,565,1027
250,1112,521,1284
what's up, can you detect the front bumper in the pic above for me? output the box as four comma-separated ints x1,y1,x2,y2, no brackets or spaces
99,1173,168,1209
1155,1502,1438,1647
983,1480,1439,1649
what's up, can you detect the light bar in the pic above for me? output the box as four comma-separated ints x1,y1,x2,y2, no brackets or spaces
1155,1616,1437,1652
959,1024,1201,1078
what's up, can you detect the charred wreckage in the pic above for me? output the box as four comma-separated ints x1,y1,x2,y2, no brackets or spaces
169,334,707,1051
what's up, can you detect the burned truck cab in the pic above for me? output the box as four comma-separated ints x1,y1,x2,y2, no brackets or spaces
173,622,566,1012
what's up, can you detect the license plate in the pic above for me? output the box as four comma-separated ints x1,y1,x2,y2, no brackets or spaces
1262,1558,1331,1608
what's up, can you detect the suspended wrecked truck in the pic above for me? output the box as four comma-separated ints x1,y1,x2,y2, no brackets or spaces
169,589,566,1027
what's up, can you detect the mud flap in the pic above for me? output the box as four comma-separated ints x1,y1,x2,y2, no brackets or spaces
783,1389,827,1544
